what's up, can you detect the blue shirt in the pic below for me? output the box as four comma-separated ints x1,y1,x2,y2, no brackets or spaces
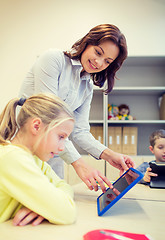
19,49,107,164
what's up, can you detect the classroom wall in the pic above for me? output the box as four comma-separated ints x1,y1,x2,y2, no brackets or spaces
0,0,165,110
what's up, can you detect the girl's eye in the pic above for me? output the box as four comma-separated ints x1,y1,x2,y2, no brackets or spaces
59,135,64,140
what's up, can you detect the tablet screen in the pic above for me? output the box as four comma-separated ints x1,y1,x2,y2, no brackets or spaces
97,168,143,216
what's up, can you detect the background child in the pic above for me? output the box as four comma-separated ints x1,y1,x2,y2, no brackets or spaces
0,93,76,226
137,129,165,184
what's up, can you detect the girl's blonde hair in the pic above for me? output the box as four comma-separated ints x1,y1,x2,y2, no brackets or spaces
0,93,74,145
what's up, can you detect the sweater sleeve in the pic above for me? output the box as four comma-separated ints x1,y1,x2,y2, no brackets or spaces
0,146,76,224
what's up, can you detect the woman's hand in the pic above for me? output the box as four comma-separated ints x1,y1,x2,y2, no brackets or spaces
100,148,135,175
71,158,113,193
143,167,158,183
13,207,45,226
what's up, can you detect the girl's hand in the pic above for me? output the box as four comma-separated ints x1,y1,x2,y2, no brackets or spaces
13,207,45,226
143,167,158,183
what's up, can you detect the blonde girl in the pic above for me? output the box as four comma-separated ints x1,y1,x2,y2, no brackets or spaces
0,93,76,226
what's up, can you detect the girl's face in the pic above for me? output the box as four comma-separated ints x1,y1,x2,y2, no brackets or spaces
149,138,165,162
34,119,74,162
80,40,119,73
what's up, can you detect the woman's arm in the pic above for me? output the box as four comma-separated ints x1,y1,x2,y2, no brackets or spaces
71,157,112,193
100,148,135,175
71,150,135,193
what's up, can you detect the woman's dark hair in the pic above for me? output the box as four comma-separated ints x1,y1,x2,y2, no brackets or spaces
64,24,128,93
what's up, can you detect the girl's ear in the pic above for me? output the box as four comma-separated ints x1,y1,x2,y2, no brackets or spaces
149,145,154,154
31,118,42,135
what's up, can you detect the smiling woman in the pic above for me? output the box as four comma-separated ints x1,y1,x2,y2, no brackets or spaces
64,24,127,92
19,24,134,194
80,41,119,73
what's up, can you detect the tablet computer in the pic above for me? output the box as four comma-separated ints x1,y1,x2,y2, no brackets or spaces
97,168,143,216
149,161,165,189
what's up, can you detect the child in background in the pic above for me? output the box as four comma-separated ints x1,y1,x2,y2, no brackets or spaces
137,129,165,184
0,93,76,226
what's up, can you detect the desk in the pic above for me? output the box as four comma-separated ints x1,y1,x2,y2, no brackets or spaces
0,183,164,240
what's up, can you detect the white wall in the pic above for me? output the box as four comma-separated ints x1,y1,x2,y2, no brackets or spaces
0,0,165,110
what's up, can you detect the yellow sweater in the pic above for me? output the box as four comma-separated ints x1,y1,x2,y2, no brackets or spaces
0,144,76,224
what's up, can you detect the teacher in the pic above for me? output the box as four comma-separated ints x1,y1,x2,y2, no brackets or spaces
19,24,134,192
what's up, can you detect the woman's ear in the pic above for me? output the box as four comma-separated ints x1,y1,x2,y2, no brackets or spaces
149,145,154,154
31,118,42,135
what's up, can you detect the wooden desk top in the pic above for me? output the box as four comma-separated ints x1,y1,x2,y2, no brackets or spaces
0,183,165,240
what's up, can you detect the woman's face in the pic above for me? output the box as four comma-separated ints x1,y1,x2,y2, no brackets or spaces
80,40,119,73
